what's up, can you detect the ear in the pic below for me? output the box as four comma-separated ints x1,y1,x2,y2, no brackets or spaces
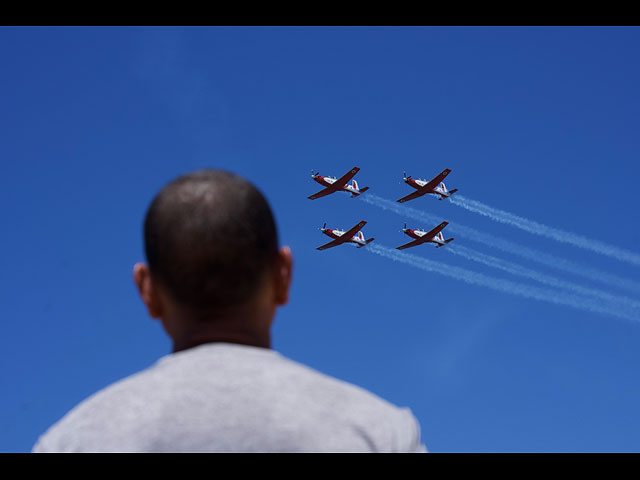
273,246,293,306
133,263,164,319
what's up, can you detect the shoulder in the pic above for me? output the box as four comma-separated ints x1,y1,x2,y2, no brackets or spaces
32,358,173,453
258,350,427,452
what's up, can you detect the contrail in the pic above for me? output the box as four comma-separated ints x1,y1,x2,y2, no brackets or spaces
366,243,640,323
359,193,640,295
447,244,640,313
450,195,640,267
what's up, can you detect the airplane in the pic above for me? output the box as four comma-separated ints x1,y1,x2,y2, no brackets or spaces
308,166,370,200
316,220,375,251
395,221,454,250
397,168,458,203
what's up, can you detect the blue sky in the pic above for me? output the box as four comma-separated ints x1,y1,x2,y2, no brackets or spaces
2,26,640,452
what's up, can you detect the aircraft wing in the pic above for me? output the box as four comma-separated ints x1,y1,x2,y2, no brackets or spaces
397,189,429,203
308,187,340,200
316,238,348,250
316,220,367,251
340,220,367,241
397,168,451,203
308,167,360,200
395,238,425,250
422,221,449,240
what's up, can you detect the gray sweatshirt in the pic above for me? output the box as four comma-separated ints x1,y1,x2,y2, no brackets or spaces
33,343,427,453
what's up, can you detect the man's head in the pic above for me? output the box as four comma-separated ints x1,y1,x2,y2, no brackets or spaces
133,169,293,350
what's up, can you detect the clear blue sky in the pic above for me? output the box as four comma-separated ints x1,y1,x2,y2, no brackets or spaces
2,26,640,452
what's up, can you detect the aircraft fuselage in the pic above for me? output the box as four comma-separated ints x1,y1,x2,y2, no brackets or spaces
320,228,369,247
402,227,448,247
313,175,364,196
404,177,451,199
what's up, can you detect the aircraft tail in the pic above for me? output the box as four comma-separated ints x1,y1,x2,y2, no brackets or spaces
440,188,458,200
351,186,369,198
436,238,455,248
358,237,375,248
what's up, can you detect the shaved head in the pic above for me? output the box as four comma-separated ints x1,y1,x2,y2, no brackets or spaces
143,169,279,313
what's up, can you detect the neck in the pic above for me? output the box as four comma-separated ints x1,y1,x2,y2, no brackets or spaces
164,301,275,354
171,326,271,353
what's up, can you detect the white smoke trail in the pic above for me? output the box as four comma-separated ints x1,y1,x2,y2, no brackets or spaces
359,193,640,295
450,195,640,267
447,244,640,313
366,243,640,323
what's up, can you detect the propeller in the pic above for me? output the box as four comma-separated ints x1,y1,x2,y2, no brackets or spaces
400,223,407,233
312,169,319,178
319,222,327,231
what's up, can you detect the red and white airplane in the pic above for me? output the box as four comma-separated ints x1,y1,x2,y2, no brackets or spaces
308,167,370,200
397,168,458,203
396,221,454,250
316,220,375,251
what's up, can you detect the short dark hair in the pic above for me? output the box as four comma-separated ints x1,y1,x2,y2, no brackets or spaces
143,169,279,312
